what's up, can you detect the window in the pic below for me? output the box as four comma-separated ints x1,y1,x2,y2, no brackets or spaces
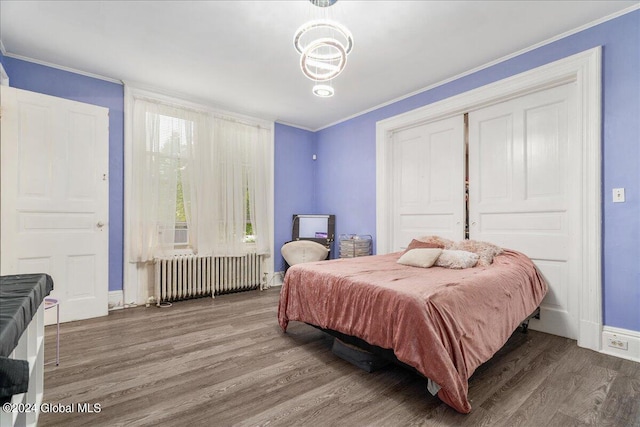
129,92,272,262
154,113,192,249
244,188,255,243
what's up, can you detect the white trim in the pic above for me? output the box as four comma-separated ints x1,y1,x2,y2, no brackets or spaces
122,85,275,304
316,5,637,132
2,6,635,133
274,119,315,133
3,52,123,85
108,290,124,311
267,125,276,283
376,47,602,352
601,326,640,363
272,271,285,287
123,85,136,304
0,63,8,87
123,80,276,127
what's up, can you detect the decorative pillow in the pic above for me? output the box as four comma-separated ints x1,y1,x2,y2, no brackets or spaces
451,240,503,267
397,248,443,268
404,239,442,253
415,235,454,249
435,250,479,269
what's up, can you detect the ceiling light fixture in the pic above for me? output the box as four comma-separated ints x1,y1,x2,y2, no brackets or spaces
312,84,335,97
300,38,346,81
294,0,353,98
293,19,354,60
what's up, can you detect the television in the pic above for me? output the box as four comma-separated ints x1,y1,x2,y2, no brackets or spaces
292,214,335,248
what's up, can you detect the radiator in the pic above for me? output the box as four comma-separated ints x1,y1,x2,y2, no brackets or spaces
154,254,263,303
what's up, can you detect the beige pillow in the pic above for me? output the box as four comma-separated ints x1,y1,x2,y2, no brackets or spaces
435,250,479,269
397,248,442,268
450,240,503,267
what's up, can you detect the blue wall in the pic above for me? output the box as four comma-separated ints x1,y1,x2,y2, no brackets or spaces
2,9,638,332
3,58,125,293
274,123,317,271
314,10,640,332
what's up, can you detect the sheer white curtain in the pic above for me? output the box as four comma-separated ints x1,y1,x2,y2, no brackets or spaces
207,118,271,256
129,96,271,261
129,98,208,261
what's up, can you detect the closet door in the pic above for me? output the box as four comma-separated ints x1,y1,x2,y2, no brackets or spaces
468,83,579,339
391,116,465,251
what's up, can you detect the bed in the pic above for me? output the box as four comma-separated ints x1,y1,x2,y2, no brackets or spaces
277,246,547,414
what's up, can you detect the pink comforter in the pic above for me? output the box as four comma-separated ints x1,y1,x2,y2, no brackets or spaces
278,250,547,413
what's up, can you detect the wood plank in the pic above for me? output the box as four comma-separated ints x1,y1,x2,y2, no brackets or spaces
38,288,640,426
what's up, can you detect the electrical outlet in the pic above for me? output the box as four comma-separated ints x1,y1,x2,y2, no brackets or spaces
607,336,628,350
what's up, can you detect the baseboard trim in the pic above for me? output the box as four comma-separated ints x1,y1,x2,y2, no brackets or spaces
108,290,124,311
601,326,640,363
272,271,285,287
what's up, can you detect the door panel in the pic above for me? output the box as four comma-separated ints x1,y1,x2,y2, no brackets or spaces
477,114,513,202
468,83,579,339
391,116,465,250
1,86,109,323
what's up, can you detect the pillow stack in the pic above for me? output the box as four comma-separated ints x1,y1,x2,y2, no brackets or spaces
397,237,502,269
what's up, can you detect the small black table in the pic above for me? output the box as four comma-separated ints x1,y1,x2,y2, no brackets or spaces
0,274,53,402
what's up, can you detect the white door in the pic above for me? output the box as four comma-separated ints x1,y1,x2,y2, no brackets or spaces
468,83,579,339
1,86,109,323
391,116,465,251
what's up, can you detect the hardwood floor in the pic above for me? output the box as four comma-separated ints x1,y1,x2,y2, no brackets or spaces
39,288,640,427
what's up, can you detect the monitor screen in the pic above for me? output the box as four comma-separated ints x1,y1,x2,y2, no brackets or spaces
292,214,335,243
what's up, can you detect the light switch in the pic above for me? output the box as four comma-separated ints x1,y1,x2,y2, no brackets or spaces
612,188,625,203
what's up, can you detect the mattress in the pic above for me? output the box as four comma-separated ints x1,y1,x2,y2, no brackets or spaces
278,250,547,413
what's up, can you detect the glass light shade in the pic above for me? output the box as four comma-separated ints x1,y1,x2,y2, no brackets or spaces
309,0,337,7
293,19,354,60
300,38,346,81
313,84,334,97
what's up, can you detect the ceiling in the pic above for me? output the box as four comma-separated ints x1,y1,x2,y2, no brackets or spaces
1,1,637,130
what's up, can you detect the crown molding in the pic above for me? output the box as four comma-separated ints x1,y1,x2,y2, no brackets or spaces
315,4,639,132
3,52,122,85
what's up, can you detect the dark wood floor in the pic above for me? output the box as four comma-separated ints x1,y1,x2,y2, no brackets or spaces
39,288,640,427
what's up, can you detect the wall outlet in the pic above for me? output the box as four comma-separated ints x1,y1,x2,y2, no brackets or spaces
607,336,628,350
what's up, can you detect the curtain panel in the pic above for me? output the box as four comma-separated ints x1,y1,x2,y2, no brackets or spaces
207,118,272,256
129,96,272,262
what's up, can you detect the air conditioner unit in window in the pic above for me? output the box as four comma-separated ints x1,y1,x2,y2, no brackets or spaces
158,224,189,246
174,228,189,245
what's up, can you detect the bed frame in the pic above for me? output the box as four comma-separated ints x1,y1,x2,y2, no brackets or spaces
313,305,542,374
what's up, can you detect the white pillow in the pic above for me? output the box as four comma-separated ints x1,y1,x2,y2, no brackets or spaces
397,248,442,268
435,250,479,269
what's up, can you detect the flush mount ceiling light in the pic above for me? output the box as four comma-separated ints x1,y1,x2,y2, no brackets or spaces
294,0,353,98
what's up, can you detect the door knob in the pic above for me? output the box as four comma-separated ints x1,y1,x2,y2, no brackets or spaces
97,221,105,228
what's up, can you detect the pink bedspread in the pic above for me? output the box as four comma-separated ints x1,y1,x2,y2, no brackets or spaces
278,250,547,414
